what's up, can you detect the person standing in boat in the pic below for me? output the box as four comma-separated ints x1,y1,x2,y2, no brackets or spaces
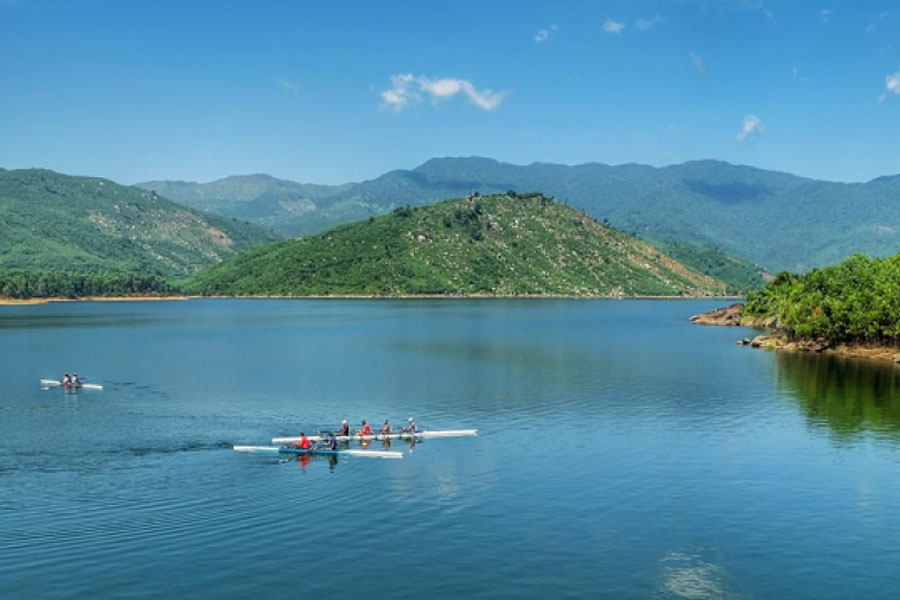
380,419,392,435
295,432,311,450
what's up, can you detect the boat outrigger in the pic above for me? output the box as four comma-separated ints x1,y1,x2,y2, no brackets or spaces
233,445,403,459
270,429,477,445
41,379,103,390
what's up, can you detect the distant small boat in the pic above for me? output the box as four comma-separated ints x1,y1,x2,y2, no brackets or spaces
40,379,103,391
232,445,402,459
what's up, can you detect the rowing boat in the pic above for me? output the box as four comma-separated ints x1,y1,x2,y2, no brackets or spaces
271,429,477,445
233,445,403,459
41,379,104,391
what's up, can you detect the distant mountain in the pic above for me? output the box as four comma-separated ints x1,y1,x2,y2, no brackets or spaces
141,157,900,273
185,192,726,297
136,174,355,236
0,169,280,277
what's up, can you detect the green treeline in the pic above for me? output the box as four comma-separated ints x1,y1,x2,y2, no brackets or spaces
745,253,900,345
0,270,177,299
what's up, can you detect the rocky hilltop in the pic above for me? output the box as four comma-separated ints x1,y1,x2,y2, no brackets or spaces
186,192,727,297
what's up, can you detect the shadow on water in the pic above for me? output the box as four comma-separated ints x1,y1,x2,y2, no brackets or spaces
774,351,900,441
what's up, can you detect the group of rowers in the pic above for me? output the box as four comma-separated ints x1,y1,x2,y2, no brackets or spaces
61,373,83,388
293,417,418,450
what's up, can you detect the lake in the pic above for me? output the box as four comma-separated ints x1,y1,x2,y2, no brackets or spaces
1,299,899,599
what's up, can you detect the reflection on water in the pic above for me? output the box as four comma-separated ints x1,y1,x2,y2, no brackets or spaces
658,552,728,600
775,351,900,440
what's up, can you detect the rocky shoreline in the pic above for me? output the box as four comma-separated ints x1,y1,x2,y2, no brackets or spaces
691,303,900,365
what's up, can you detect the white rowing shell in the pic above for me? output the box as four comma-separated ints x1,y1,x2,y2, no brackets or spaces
232,445,403,459
271,429,477,445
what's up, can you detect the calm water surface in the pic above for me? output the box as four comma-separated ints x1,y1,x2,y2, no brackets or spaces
1,299,899,599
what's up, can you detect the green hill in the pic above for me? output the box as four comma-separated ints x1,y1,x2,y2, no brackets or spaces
0,169,280,278
744,253,900,345
141,157,900,275
185,193,726,297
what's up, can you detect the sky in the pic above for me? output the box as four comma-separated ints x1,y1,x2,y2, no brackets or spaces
1,0,899,184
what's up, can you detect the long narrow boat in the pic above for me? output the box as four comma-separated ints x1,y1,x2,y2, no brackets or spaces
233,445,403,459
41,379,104,390
271,429,477,445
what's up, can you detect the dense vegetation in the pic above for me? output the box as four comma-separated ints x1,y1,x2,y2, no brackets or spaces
745,253,900,345
649,239,765,293
0,169,279,278
0,270,175,299
185,192,726,297
140,157,900,273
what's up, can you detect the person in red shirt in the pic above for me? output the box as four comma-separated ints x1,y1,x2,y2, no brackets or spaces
357,420,372,436
295,432,311,450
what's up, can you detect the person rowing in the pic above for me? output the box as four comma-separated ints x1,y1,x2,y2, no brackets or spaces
403,417,418,434
72,373,81,386
294,432,311,450
357,420,372,436
339,419,350,436
380,419,392,434
62,373,71,387
325,432,338,451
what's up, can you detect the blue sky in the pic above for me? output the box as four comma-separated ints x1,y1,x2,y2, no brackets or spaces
1,0,899,184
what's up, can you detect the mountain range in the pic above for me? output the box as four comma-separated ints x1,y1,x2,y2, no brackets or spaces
138,157,900,273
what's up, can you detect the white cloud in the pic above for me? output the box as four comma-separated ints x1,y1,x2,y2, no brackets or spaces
603,20,625,34
534,24,556,43
820,8,831,23
381,74,509,111
277,78,300,96
736,114,764,142
634,18,654,30
690,53,705,74
878,70,900,102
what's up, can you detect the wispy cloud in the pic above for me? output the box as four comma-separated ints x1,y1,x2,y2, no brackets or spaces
690,53,705,74
534,24,557,43
635,14,665,30
866,11,889,33
603,20,625,34
878,70,900,103
692,0,773,20
736,114,764,142
819,8,831,23
277,78,300,96
381,74,509,111
792,65,809,82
